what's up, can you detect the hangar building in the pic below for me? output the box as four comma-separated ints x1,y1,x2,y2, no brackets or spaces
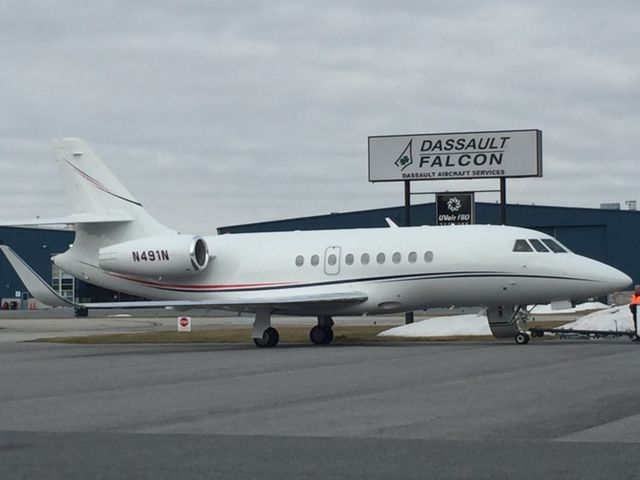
0,226,139,308
1,202,638,306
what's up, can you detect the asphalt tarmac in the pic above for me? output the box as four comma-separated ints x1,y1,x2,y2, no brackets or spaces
2,317,640,479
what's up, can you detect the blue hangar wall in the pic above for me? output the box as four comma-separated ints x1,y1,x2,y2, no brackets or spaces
0,227,74,303
218,202,640,285
0,226,141,303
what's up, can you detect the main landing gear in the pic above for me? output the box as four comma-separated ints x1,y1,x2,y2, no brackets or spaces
310,316,335,345
252,310,280,348
251,312,336,348
253,327,280,348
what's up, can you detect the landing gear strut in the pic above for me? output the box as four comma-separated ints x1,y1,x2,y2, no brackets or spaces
512,306,531,345
310,316,334,345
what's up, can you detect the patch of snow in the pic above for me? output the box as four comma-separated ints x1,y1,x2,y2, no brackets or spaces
559,306,635,332
379,313,492,337
529,302,609,315
379,304,635,338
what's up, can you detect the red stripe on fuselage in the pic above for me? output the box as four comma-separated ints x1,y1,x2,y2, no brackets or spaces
107,272,296,291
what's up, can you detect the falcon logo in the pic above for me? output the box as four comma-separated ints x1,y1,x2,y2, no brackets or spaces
394,140,413,171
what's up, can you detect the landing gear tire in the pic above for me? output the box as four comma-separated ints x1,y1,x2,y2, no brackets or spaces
515,332,530,345
253,327,279,348
310,325,334,345
74,307,89,318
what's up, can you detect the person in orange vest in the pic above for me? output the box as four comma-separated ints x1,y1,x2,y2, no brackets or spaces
630,285,640,341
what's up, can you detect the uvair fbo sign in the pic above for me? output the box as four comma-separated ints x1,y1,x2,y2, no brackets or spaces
368,129,542,182
436,193,475,225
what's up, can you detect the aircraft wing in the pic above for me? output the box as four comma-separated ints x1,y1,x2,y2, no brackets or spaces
83,292,368,312
0,245,368,311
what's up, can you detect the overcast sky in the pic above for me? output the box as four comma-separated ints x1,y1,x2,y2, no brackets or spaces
1,1,638,233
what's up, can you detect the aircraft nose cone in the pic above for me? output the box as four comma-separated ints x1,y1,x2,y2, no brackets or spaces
601,264,632,291
616,270,633,291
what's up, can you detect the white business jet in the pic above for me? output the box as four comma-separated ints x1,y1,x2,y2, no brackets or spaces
0,139,631,346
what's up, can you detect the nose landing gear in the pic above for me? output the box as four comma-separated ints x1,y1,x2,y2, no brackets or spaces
514,332,530,345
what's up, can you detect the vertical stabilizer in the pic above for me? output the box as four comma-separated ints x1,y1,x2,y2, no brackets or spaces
52,138,171,239
54,138,141,215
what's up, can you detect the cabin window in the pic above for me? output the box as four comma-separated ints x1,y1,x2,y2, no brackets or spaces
295,255,304,267
392,252,401,264
408,251,417,263
345,253,354,265
361,253,370,265
529,239,549,252
327,254,337,266
513,239,533,252
424,251,434,263
542,239,567,253
376,252,386,264
311,254,320,266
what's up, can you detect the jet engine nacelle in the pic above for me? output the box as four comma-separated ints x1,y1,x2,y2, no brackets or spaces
98,235,210,277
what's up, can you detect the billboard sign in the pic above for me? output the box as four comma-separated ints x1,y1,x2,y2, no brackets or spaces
368,129,542,182
436,193,475,225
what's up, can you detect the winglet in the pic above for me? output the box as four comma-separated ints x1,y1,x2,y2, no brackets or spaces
0,245,76,307
385,217,399,228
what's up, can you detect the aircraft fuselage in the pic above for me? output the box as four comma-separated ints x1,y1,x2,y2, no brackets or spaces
54,224,631,315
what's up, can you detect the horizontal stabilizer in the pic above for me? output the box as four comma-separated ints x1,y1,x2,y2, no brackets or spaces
0,245,75,307
0,211,134,227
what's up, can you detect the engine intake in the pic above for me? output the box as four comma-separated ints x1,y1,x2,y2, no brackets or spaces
99,235,210,277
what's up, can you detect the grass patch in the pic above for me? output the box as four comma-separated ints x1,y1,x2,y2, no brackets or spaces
32,326,391,345
31,322,566,345
31,325,510,345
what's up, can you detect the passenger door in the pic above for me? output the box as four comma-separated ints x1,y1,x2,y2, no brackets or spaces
324,246,341,275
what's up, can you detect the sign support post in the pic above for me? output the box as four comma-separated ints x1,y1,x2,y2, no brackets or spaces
404,180,411,227
404,180,414,324
500,177,507,225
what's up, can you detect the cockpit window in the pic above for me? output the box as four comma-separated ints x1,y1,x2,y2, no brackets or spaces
542,238,567,253
513,239,533,252
529,239,549,252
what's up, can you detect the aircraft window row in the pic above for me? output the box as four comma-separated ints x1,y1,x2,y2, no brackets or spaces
294,251,435,267
512,238,567,253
